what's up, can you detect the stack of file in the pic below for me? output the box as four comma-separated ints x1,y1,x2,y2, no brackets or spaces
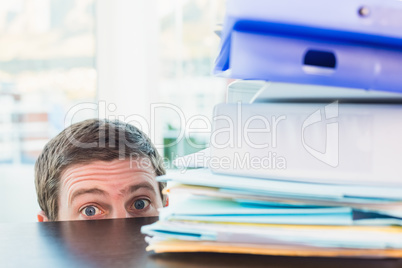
142,0,402,258
142,168,402,257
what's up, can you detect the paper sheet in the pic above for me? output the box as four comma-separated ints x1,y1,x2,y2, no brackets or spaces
160,169,402,200
146,240,402,258
142,221,402,249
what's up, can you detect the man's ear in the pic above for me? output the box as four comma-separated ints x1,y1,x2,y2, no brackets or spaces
164,196,169,207
37,211,49,222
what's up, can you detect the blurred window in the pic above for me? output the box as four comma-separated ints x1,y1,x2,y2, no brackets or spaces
0,0,96,222
0,0,96,165
0,0,227,222
157,0,227,163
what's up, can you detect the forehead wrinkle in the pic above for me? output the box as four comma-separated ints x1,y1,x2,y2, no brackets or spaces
64,174,133,201
61,160,157,205
88,159,150,169
62,161,153,178
63,166,134,178
64,177,103,207
61,161,140,189
69,188,108,205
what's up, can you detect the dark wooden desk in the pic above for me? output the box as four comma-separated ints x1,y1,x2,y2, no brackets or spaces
1,217,402,268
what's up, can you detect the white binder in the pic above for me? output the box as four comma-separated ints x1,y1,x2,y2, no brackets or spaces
210,100,402,186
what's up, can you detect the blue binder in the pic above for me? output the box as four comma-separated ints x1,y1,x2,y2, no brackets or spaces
214,0,402,93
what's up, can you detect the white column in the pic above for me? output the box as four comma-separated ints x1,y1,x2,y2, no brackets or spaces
96,0,162,149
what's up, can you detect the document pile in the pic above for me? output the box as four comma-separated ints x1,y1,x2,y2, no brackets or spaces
142,0,402,258
142,168,402,257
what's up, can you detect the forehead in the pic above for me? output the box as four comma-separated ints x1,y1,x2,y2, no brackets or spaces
60,159,157,191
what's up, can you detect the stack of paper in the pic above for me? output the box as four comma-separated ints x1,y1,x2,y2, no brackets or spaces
142,168,402,257
141,0,402,258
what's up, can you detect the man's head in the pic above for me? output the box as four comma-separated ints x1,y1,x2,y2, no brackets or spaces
35,119,167,221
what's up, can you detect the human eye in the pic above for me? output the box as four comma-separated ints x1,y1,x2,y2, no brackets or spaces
80,205,104,217
132,199,150,210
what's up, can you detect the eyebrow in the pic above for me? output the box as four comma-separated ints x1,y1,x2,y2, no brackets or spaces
127,182,157,195
70,188,108,204
69,182,157,204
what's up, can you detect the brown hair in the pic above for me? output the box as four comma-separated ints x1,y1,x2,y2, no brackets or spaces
35,119,166,221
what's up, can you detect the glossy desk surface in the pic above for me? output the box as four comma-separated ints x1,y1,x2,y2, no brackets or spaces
1,217,402,268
